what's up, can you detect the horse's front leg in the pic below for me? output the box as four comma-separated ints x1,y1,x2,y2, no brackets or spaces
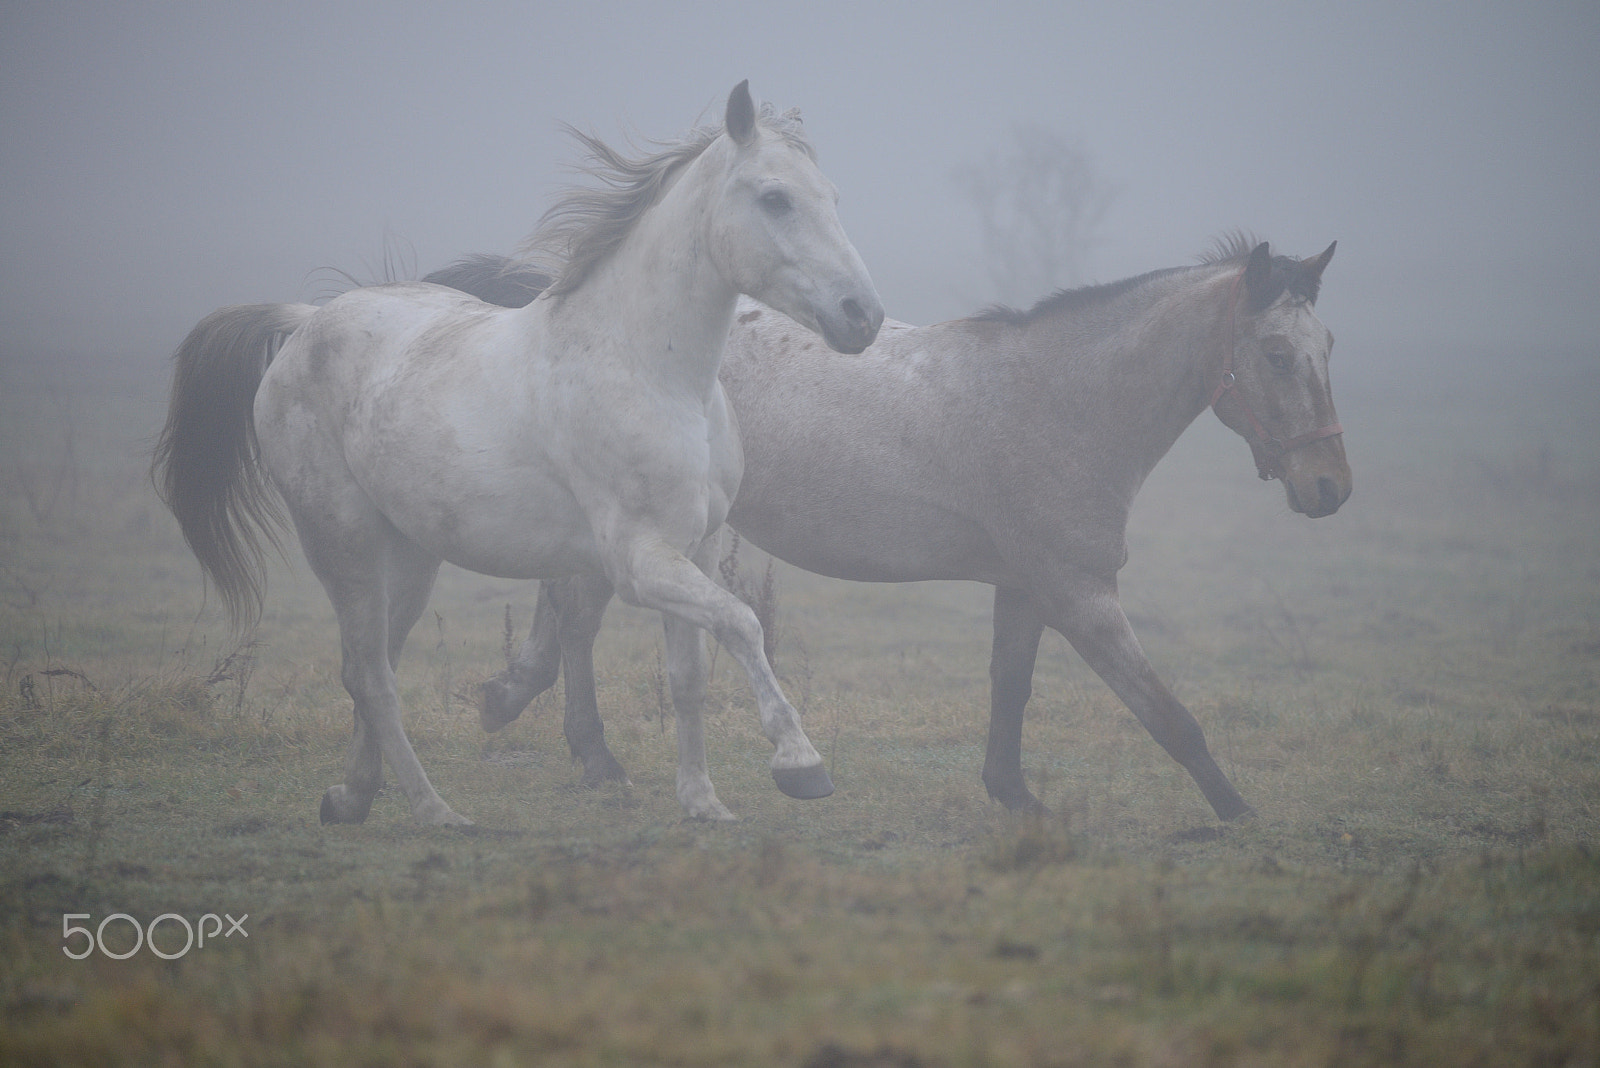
616,533,831,811
983,585,1048,813
1047,577,1253,822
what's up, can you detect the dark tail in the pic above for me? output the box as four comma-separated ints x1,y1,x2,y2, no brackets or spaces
152,303,314,631
422,253,550,308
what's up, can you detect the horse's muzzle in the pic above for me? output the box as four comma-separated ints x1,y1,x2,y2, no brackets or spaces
822,295,884,354
1287,472,1352,518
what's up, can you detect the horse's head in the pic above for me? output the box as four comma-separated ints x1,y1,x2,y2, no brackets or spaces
1211,240,1351,518
705,81,883,354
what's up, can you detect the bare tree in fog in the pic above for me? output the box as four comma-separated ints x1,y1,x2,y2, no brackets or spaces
954,124,1117,305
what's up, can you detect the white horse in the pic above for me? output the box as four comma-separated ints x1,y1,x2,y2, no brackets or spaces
153,82,883,825
432,235,1348,822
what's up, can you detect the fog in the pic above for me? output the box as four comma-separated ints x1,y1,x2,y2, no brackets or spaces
3,10,1598,1052
2,0,1596,386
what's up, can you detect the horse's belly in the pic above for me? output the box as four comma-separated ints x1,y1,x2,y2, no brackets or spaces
442,534,599,582
729,489,1007,585
368,464,602,580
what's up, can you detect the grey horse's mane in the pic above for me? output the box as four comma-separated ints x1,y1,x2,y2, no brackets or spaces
522,104,813,298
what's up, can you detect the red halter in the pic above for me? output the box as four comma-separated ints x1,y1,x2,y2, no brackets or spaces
1207,270,1344,481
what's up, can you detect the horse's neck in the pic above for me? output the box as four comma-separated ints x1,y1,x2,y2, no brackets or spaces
1027,270,1233,487
538,150,737,396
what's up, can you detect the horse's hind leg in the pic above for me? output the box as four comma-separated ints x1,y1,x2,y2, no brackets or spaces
386,547,440,674
319,539,442,824
315,570,391,825
661,546,734,819
479,576,630,786
480,582,563,732
299,515,467,827
549,574,629,786
984,585,1048,814
325,700,384,825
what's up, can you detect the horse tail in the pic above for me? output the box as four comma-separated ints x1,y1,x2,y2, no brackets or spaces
152,303,315,632
422,253,550,308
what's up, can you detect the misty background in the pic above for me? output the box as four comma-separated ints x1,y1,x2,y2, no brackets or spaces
2,0,1595,391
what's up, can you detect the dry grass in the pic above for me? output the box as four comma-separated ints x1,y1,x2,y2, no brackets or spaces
2,354,1598,1064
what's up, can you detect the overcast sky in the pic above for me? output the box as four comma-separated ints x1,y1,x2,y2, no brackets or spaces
2,1,1595,378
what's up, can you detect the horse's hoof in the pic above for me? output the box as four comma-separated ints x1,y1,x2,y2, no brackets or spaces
478,678,522,733
985,778,1049,815
413,799,473,827
772,764,834,800
677,780,736,821
319,786,372,825
1000,794,1051,817
578,752,632,788
688,802,738,822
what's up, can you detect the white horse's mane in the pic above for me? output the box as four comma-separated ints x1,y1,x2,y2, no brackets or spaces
523,105,812,298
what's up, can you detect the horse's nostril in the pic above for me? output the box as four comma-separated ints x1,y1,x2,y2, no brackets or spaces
841,298,866,327
1317,476,1341,513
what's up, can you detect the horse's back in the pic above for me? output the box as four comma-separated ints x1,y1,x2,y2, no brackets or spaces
721,303,1011,584
256,284,521,471
276,283,508,376
253,284,601,578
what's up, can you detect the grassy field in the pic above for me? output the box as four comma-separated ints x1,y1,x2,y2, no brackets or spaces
1,351,1597,1066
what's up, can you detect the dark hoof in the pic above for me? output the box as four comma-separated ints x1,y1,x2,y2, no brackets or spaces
578,752,632,788
478,677,523,733
985,780,1049,815
1005,795,1051,817
772,764,834,800
1222,803,1258,823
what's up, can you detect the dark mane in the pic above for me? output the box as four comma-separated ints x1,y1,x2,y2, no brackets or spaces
970,266,1189,326
1202,229,1325,309
978,231,1326,326
1199,229,1262,265
421,253,548,308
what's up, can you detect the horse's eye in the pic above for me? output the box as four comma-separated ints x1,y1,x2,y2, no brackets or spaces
759,190,792,215
1265,351,1294,373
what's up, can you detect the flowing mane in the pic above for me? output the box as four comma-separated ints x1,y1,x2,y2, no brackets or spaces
524,105,813,298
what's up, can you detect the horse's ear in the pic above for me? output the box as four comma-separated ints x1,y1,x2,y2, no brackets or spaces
1303,241,1336,283
1243,241,1273,302
726,80,756,145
